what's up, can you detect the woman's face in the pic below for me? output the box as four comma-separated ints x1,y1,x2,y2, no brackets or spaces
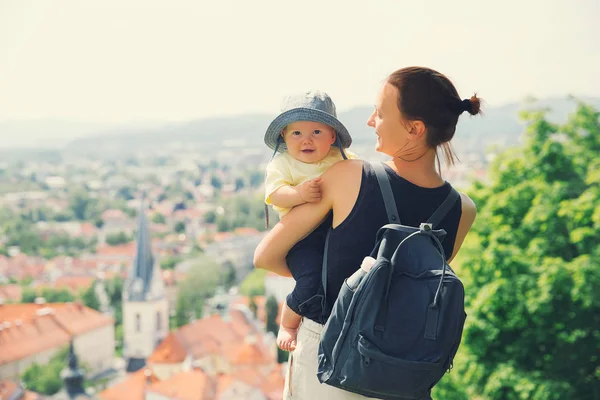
367,83,411,156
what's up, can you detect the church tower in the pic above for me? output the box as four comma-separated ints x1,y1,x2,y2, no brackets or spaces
122,200,169,373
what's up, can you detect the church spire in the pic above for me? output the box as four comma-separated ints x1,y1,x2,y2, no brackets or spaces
124,197,157,301
60,341,88,398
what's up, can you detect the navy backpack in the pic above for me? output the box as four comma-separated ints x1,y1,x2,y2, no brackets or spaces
317,162,467,400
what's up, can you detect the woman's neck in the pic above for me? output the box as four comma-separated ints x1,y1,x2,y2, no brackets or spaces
387,149,445,188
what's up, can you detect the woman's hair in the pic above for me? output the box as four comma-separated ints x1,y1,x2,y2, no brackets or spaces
386,67,481,167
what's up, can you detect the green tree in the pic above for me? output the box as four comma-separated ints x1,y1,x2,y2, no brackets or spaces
69,190,95,221
104,276,124,354
239,268,267,297
21,346,69,395
235,177,246,191
174,221,186,234
173,293,189,329
173,255,221,327
80,283,101,311
105,276,124,309
204,210,217,224
44,288,75,303
211,175,223,191
105,231,131,246
248,295,258,318
21,287,37,303
21,288,76,303
222,261,237,289
160,256,181,270
454,101,600,400
116,186,135,201
4,220,43,255
248,169,264,188
214,193,268,232
265,295,279,336
152,212,166,224
114,323,124,357
19,276,33,286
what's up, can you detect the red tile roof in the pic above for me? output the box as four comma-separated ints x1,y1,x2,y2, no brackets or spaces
45,276,95,294
148,311,274,366
146,332,188,364
0,285,22,303
79,222,98,236
0,380,43,399
95,243,136,257
216,365,285,400
223,340,274,366
148,369,214,400
101,209,128,220
0,313,71,365
0,303,113,365
98,369,159,400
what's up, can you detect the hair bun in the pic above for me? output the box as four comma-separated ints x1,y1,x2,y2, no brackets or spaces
462,94,481,115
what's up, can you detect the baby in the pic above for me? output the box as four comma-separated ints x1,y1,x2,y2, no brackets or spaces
262,90,356,351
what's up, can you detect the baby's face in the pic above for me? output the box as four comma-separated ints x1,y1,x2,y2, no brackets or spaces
282,121,336,164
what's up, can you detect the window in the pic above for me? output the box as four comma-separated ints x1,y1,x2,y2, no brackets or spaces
135,313,141,332
156,311,161,331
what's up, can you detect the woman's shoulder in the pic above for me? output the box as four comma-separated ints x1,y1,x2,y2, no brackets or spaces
319,159,364,203
322,159,363,184
457,191,476,220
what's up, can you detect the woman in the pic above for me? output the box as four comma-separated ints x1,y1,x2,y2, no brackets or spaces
254,66,479,399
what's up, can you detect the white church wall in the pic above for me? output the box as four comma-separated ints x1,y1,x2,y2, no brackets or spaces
73,324,115,373
123,299,169,359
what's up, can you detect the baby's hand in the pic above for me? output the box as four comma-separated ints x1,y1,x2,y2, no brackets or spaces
298,177,321,203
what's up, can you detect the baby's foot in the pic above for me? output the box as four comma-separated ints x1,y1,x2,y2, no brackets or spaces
277,326,298,351
361,256,376,272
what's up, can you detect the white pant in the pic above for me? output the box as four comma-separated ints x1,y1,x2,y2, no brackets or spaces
283,318,377,399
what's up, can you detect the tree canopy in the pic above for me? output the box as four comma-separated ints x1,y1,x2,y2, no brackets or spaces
438,101,600,400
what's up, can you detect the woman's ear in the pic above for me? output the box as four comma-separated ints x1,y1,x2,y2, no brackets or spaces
407,121,426,140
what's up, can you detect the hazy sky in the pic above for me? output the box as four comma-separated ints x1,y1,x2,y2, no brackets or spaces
1,0,599,123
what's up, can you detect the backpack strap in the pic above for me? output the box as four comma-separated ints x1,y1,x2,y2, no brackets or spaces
371,162,400,224
321,161,399,316
426,188,460,229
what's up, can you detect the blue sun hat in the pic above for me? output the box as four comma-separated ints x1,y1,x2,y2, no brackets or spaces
264,90,352,154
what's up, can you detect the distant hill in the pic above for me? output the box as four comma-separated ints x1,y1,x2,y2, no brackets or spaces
1,97,598,157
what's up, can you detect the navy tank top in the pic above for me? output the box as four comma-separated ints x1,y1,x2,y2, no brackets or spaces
324,162,462,318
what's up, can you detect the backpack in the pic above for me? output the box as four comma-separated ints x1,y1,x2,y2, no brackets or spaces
317,161,467,400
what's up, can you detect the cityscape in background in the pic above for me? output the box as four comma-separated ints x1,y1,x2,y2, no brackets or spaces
2,0,599,397
0,96,495,399
0,95,598,400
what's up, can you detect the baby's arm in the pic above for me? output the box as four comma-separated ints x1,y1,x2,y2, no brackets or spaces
270,178,321,209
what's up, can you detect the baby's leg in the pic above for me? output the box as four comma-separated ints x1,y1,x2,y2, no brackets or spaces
278,302,302,351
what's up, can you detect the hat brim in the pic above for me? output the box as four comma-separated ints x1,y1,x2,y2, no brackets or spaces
264,108,352,152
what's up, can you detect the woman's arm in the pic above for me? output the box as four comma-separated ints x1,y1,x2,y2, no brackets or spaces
254,159,363,276
448,192,477,264
253,162,352,276
254,190,334,276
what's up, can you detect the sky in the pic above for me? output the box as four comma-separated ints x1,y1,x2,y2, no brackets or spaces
1,0,599,124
